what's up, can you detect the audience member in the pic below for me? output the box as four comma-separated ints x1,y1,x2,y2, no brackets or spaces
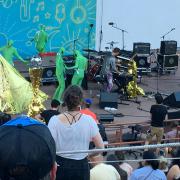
106,154,128,180
0,115,57,180
130,150,166,180
89,154,121,180
0,111,11,125
115,151,133,178
35,99,60,124
145,93,168,154
80,98,99,123
167,148,180,180
48,85,104,180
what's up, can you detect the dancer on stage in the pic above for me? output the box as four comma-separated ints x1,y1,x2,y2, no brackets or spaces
66,50,88,86
53,47,66,103
0,54,47,114
34,24,48,53
0,40,26,66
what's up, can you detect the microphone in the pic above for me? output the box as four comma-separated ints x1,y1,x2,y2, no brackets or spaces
90,24,94,28
109,22,114,26
171,28,175,31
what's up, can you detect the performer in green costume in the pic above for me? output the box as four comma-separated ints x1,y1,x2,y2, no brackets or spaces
34,24,48,53
53,47,65,103
0,40,26,66
66,50,88,86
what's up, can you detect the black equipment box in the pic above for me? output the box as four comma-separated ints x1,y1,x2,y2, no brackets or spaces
133,42,150,55
99,92,118,109
157,54,178,68
160,40,177,55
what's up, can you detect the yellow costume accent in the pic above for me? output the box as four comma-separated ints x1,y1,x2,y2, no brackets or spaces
127,60,145,98
0,55,47,114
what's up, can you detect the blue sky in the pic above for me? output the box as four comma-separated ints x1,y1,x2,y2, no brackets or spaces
96,0,180,51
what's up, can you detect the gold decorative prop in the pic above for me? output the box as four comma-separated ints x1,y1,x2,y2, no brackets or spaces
27,57,48,118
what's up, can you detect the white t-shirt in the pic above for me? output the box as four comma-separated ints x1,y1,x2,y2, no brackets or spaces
90,163,121,180
48,114,99,160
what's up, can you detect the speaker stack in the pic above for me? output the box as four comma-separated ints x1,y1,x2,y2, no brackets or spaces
157,41,178,72
133,42,151,74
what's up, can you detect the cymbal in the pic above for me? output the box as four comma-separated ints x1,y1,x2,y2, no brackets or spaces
82,49,98,53
107,41,119,45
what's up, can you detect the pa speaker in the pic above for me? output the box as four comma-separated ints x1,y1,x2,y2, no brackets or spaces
160,41,177,55
42,66,56,82
99,114,114,122
163,92,180,108
157,54,178,68
133,42,150,55
99,92,118,109
134,55,150,68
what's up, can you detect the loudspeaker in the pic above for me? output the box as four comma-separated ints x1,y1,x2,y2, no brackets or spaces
133,42,150,55
99,92,118,109
160,41,177,55
99,114,114,122
134,55,150,68
42,66,56,82
157,54,178,68
163,92,180,108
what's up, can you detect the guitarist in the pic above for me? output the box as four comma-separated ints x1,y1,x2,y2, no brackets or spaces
100,47,121,92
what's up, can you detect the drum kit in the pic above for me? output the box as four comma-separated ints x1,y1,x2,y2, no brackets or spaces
83,46,135,95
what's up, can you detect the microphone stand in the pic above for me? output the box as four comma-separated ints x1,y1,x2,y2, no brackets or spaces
160,28,175,40
73,39,78,52
99,0,104,51
87,24,93,60
111,24,128,50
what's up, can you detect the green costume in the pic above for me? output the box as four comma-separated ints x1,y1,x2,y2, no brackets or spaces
53,47,65,102
34,25,48,53
0,40,25,66
66,50,88,86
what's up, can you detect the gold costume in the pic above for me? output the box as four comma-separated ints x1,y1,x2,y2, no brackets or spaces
0,55,47,114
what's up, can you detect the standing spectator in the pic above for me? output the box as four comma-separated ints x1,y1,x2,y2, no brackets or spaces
89,154,121,180
48,85,104,180
145,93,168,154
167,148,180,180
35,99,60,125
0,115,57,180
130,151,166,180
80,98,99,123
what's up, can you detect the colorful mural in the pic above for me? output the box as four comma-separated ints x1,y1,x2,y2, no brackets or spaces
0,0,96,58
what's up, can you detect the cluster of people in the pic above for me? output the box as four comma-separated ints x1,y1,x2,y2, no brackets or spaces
0,85,179,180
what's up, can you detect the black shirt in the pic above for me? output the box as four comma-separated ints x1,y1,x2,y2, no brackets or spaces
41,109,59,125
150,104,168,127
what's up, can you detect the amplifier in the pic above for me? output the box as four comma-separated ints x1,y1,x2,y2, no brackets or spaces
160,41,177,55
133,42,150,55
41,66,56,83
157,54,178,68
134,55,150,68
99,92,118,109
99,114,114,122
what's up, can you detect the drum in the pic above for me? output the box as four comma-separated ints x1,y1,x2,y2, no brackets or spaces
87,63,101,81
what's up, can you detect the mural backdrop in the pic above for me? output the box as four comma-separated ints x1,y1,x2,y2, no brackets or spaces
0,0,96,58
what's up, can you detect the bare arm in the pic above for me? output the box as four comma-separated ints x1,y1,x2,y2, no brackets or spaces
13,49,26,63
92,132,104,149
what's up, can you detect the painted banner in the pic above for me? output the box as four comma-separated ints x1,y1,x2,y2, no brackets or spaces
0,0,96,58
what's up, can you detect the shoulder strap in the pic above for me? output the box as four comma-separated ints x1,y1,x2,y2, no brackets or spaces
144,169,154,180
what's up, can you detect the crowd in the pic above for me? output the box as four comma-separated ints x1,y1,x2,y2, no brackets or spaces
0,85,179,180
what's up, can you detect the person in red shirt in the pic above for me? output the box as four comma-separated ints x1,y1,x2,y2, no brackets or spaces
80,98,99,124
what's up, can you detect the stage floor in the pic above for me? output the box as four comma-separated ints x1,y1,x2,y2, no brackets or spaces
40,62,180,125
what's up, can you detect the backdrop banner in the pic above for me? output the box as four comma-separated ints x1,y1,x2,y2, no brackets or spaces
0,0,96,58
